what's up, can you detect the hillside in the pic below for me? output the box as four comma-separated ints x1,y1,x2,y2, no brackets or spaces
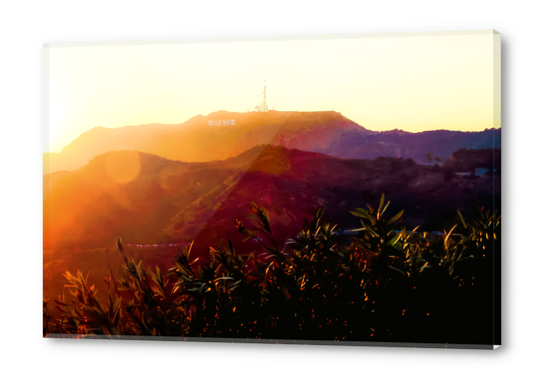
43,145,500,302
43,111,364,174
43,110,500,174
322,128,500,163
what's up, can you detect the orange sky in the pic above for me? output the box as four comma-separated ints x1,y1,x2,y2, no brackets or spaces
45,30,500,153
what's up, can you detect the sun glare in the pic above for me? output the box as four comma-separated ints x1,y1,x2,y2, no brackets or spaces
105,151,141,183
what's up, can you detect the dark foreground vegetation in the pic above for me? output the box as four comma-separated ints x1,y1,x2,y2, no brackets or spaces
44,194,500,346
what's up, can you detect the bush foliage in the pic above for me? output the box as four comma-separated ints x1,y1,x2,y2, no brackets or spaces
44,194,499,345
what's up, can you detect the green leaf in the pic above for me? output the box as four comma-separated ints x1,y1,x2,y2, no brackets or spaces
350,209,369,219
347,228,365,233
387,210,404,225
365,225,379,237
381,201,390,216
378,194,386,213
214,277,234,281
457,210,467,229
186,240,194,260
388,265,406,277
444,224,458,249
388,233,401,246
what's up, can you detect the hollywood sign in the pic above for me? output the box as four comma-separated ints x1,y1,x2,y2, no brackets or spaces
208,119,236,126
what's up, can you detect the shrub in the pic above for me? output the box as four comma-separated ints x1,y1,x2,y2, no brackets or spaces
44,195,500,345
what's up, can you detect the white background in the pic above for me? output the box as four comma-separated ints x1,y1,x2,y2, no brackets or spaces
0,1,540,378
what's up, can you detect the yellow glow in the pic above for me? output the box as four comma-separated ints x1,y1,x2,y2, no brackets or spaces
105,151,141,183
46,31,499,153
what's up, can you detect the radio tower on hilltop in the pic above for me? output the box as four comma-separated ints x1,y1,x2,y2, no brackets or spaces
262,78,268,112
255,78,269,112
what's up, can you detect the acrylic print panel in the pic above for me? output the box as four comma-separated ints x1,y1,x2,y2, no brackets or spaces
43,31,501,349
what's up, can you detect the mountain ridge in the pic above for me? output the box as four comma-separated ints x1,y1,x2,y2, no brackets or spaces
44,110,500,175
44,145,500,302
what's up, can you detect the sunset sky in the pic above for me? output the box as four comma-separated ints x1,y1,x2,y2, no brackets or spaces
45,30,500,153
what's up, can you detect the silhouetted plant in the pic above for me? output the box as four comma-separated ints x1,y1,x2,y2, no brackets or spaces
44,196,499,345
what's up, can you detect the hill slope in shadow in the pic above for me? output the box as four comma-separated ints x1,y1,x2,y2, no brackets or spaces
44,145,500,302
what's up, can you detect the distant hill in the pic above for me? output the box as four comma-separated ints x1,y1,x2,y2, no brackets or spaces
44,145,500,302
442,148,501,173
321,128,500,163
43,110,500,174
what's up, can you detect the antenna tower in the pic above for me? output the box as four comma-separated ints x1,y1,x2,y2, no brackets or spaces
262,78,268,112
255,78,269,112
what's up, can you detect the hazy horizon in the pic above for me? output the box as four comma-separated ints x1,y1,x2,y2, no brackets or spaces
45,31,500,153
45,108,502,155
